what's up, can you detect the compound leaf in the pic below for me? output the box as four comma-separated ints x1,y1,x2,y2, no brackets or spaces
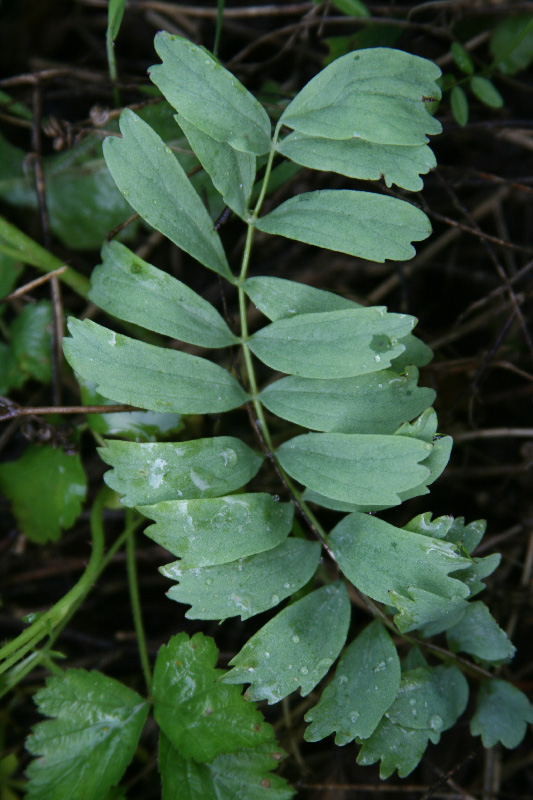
305,621,400,744
0,445,86,543
103,109,232,280
140,493,293,566
221,582,351,704
256,190,432,263
162,539,321,620
63,318,247,415
90,241,238,348
276,433,433,506
159,735,294,800
470,679,533,749
249,307,415,379
280,48,442,145
149,32,271,155
100,437,263,507
25,670,149,800
446,601,516,664
244,276,359,321
153,633,273,762
278,133,436,191
260,367,435,434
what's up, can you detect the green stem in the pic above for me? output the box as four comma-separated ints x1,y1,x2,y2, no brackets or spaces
125,511,152,694
213,0,225,58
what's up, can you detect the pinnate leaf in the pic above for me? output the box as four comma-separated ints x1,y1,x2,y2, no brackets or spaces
221,582,351,704
25,669,149,800
470,679,533,749
153,633,273,762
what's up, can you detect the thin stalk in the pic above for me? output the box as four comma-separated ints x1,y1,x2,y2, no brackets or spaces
213,0,225,57
125,511,152,694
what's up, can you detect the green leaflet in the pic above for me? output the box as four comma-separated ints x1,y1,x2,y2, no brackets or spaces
260,367,435,434
163,539,321,620
103,109,233,280
470,76,503,109
470,679,533,749
389,588,469,635
450,552,501,598
280,47,442,145
490,15,533,76
159,736,294,800
177,115,255,219
25,670,149,800
276,433,433,506
153,633,273,762
446,601,516,664
248,307,415,379
358,665,468,778
221,582,351,704
278,132,436,191
244,275,359,321
305,621,401,744
256,190,432,263
11,301,52,383
390,333,433,370
329,511,472,608
90,241,238,348
140,493,293,566
0,445,86,543
149,32,271,155
100,437,263,507
392,434,453,503
63,319,247,415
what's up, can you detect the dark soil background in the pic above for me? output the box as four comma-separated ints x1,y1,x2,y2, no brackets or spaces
1,1,532,798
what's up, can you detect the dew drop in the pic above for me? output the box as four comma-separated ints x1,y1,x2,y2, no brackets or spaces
430,714,443,731
205,578,213,586
292,635,300,644
374,355,381,363
271,594,280,605
300,666,308,675
350,711,360,723
264,651,270,658
337,674,348,685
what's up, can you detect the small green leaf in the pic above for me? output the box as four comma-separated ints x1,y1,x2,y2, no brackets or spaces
0,251,22,306
305,621,400,744
490,15,533,75
101,437,263,507
470,679,533,749
450,85,469,126
107,0,125,42
163,539,321,620
446,601,516,663
140,493,293,566
153,633,273,762
256,190,432,263
159,735,294,800
244,276,359,321
449,551,500,598
177,115,255,219
0,340,25,394
277,433,433,506
11,300,52,383
249,307,415,379
331,0,370,16
451,42,474,74
221,582,351,704
470,76,504,108
103,109,233,280
278,133,436,191
0,445,86,543
25,670,149,800
391,333,433,370
280,48,441,145
260,367,435,434
90,241,238,348
149,32,271,155
63,318,247,415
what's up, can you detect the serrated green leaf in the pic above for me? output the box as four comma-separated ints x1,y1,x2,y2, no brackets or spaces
177,115,255,219
470,679,533,749
277,433,433,506
244,276,359,321
149,32,271,155
103,109,233,280
221,582,351,704
280,48,441,145
90,241,238,348
140,493,293,566
100,437,263,507
260,366,435,434
451,42,474,74
329,511,471,605
11,300,52,383
446,601,516,663
357,665,468,777
450,85,469,127
404,511,455,540
392,434,452,503
305,621,400,744
249,307,415,379
25,669,149,800
443,516,487,553
490,15,533,76
153,633,273,762
256,190,432,263
0,445,86,543
278,132,436,191
63,318,247,415
394,405,437,442
159,735,294,800
450,552,500,598
163,538,321,620
470,76,504,108
390,588,469,635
